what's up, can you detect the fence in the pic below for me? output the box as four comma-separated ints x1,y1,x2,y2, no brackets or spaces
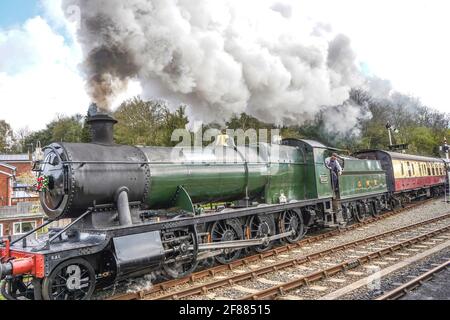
0,202,44,218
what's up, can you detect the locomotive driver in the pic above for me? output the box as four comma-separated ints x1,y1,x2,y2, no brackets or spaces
326,153,345,226
325,153,343,195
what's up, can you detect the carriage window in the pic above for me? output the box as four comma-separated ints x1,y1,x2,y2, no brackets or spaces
412,163,415,176
401,163,405,176
407,162,412,177
432,165,435,176
427,165,431,176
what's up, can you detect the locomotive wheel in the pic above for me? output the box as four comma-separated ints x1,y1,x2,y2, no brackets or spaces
163,227,199,279
371,201,380,217
0,276,41,300
389,198,397,211
279,210,304,244
42,258,96,300
210,219,244,264
246,215,275,253
354,203,367,222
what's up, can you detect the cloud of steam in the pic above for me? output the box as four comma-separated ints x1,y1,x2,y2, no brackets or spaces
366,75,426,114
321,102,372,139
62,0,365,130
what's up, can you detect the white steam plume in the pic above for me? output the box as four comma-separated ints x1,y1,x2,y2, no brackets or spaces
62,0,365,130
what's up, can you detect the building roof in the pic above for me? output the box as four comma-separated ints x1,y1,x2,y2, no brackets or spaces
0,154,31,162
14,183,32,188
12,190,39,199
0,162,16,171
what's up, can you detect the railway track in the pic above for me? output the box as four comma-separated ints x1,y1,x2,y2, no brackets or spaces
375,259,450,300
150,213,450,300
239,224,450,300
104,199,446,300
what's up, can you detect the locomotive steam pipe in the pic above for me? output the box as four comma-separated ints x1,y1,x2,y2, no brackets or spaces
116,188,132,226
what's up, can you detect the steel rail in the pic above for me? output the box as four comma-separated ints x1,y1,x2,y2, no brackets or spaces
241,225,450,300
107,199,434,300
375,260,450,300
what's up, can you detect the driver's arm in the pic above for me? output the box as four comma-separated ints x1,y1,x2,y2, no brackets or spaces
324,158,331,170
336,160,343,175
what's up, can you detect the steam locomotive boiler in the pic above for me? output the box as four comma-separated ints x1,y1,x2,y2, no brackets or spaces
39,114,269,224
0,110,446,300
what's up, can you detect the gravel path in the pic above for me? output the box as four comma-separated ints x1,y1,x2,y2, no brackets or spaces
340,246,450,300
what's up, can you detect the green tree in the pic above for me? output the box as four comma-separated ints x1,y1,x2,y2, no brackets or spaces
51,114,84,143
0,120,14,153
23,114,85,148
114,97,189,146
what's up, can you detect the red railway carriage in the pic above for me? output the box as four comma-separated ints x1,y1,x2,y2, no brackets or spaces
354,150,446,195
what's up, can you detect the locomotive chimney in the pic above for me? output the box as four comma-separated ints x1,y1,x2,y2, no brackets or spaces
87,104,117,145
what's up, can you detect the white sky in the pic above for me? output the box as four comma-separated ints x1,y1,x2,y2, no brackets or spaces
0,0,449,131
298,0,450,114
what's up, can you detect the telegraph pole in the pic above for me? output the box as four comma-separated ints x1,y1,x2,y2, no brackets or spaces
441,137,449,203
386,122,408,152
386,122,394,146
443,137,449,160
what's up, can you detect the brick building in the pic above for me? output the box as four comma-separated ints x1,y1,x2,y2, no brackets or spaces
0,162,15,207
0,154,38,205
0,154,33,177
0,154,45,239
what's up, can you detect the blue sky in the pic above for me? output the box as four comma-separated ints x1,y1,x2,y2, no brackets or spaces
0,0,40,28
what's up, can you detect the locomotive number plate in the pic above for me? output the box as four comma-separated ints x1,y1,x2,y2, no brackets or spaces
319,175,329,183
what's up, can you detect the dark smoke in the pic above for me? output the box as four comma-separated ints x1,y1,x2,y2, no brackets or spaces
83,45,138,110
63,0,370,131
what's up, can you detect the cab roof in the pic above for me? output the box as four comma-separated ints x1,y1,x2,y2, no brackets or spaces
282,138,342,151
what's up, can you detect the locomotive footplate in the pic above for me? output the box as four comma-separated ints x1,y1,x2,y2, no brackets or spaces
85,198,332,237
